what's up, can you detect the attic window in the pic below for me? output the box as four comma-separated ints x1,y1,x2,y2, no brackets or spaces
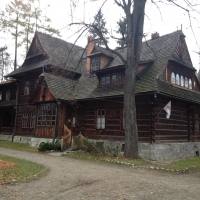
91,57,99,72
35,78,39,89
24,81,30,95
171,71,195,90
101,72,123,86
6,90,10,100
102,74,110,85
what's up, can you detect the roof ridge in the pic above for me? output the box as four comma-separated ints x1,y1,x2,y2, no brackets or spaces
36,31,84,50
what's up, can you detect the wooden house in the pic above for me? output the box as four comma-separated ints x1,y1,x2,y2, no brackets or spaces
2,30,200,160
0,79,17,135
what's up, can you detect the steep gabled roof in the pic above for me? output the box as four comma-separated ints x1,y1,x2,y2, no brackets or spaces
6,32,85,77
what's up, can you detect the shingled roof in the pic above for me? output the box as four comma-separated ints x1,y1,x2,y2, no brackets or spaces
73,30,200,104
6,30,200,104
6,32,85,77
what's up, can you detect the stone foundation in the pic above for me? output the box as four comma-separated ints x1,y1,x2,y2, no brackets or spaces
1,135,200,161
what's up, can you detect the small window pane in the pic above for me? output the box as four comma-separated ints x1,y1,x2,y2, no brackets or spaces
189,79,192,89
185,77,188,88
181,76,184,86
171,72,175,84
176,74,180,85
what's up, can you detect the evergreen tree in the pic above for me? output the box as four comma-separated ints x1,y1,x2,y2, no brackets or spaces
90,9,108,46
0,46,11,82
116,17,127,48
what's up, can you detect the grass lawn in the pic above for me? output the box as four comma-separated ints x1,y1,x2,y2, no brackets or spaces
66,151,200,173
0,154,47,185
0,140,38,153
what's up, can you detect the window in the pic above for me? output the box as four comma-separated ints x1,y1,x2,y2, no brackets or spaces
91,57,99,72
97,109,105,129
0,91,2,101
181,76,184,86
189,79,192,89
37,103,56,126
6,90,10,100
30,113,35,128
22,112,35,128
24,81,30,95
171,72,175,84
35,78,39,89
22,113,29,128
176,74,180,85
185,77,188,88
42,81,47,97
102,74,110,85
112,73,122,84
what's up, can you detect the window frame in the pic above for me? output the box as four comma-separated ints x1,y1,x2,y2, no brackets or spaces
97,109,105,129
6,90,10,101
37,103,56,127
91,57,99,73
24,81,30,96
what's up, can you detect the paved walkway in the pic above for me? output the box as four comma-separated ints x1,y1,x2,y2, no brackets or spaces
0,148,200,200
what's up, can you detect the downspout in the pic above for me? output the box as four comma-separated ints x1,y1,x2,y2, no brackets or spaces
12,81,19,142
53,102,58,143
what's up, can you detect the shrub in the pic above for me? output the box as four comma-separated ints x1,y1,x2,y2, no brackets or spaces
38,141,61,152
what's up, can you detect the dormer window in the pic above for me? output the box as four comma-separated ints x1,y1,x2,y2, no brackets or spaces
6,90,10,100
171,72,175,84
189,79,192,89
181,76,184,86
185,77,188,88
24,81,30,95
102,74,110,85
91,57,99,72
112,73,122,83
100,72,123,86
176,74,180,85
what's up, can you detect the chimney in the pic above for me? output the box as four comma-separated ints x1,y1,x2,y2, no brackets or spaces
151,32,159,40
86,35,95,72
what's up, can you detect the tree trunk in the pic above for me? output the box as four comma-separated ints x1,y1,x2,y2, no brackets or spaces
124,0,146,158
14,14,19,70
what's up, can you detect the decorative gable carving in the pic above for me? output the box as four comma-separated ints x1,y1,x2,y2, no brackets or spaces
173,35,192,66
26,34,45,59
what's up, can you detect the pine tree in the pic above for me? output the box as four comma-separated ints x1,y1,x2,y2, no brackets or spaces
90,9,108,46
0,46,11,82
116,17,127,48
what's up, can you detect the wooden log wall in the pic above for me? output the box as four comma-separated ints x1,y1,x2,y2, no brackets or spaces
154,98,190,142
136,95,152,142
18,73,40,105
16,105,36,136
77,95,152,142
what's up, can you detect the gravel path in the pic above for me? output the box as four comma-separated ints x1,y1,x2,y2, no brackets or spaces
0,148,200,200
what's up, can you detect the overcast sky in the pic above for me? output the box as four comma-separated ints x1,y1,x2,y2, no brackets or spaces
1,0,200,71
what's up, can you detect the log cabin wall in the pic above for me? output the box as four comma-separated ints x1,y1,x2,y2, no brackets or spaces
15,72,40,137
136,95,152,142
75,95,152,142
154,97,194,142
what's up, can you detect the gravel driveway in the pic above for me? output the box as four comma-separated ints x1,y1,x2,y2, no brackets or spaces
0,147,200,200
